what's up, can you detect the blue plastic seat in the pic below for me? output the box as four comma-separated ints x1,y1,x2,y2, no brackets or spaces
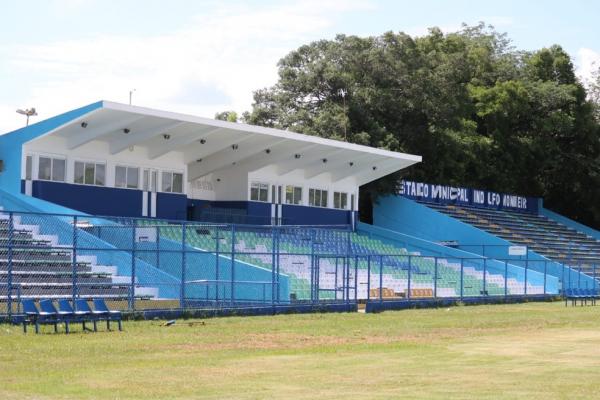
92,299,122,331
75,299,102,331
59,299,92,331
21,299,58,334
40,299,71,333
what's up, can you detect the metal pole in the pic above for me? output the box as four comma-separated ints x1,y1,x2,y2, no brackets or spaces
460,258,464,300
434,257,438,299
483,258,487,296
504,260,508,298
524,252,528,296
215,226,220,303
379,256,383,304
7,212,13,319
180,222,187,309
407,256,412,300
543,261,547,295
354,255,358,303
230,224,236,306
310,228,315,304
276,227,280,303
335,257,339,301
271,227,276,307
367,255,371,301
130,218,136,311
72,215,78,306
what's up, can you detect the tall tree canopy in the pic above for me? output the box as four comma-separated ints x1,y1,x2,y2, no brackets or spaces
244,24,600,229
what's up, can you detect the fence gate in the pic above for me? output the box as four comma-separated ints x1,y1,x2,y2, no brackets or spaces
314,255,357,304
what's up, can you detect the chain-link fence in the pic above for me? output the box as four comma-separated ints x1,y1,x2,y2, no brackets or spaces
1,210,595,318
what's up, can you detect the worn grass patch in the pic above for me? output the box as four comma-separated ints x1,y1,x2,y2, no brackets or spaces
1,302,600,399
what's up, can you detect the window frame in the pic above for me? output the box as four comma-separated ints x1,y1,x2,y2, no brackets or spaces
161,170,184,194
115,165,140,190
309,188,328,208
333,191,348,210
73,160,106,187
285,185,303,205
37,155,66,183
250,182,269,202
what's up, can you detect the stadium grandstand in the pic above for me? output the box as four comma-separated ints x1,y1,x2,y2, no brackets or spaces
0,101,598,317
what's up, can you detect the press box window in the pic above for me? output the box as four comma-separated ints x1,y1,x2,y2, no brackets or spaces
38,156,65,182
309,188,328,207
115,166,139,189
74,161,105,186
333,192,348,209
250,182,269,202
162,171,184,193
285,185,302,205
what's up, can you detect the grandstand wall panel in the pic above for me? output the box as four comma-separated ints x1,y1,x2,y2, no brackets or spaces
373,195,595,290
0,101,103,193
541,207,600,241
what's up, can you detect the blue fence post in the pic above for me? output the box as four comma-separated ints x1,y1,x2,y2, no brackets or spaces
180,221,187,310
434,257,438,299
130,218,136,311
271,226,276,307
379,256,383,304
230,224,236,306
276,228,280,303
215,226,220,304
578,265,582,289
354,255,358,303
310,228,316,304
504,260,508,298
460,258,464,300
543,261,547,295
524,254,528,296
407,255,412,300
72,215,78,306
7,212,13,319
594,264,597,293
335,257,339,301
483,258,487,296
366,255,371,302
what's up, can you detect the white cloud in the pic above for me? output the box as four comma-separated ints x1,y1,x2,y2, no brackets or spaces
576,47,600,84
0,0,373,133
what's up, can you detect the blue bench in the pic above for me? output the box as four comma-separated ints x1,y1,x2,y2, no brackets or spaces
22,299,59,334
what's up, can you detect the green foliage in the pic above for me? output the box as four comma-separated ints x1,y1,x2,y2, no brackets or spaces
245,23,600,228
214,110,239,122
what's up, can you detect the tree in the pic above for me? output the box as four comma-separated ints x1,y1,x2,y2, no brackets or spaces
245,24,600,229
215,110,239,122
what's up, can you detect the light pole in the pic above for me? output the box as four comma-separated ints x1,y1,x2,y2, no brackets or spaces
338,89,347,141
129,89,136,105
16,108,38,127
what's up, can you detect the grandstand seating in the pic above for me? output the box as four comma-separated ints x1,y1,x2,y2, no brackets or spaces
422,203,600,272
0,210,155,302
152,222,544,301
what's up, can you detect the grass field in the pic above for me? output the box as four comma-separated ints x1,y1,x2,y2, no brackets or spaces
2,301,600,399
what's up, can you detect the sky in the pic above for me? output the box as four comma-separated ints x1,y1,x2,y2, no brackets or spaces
1,0,599,133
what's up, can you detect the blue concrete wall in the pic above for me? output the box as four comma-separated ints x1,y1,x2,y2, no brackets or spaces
373,195,595,290
541,207,600,241
31,180,143,217
282,204,351,226
0,101,102,194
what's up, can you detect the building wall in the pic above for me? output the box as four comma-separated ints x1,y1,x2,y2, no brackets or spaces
0,101,103,194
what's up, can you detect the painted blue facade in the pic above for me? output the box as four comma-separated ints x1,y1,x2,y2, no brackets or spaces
0,101,103,194
399,180,540,214
281,204,352,226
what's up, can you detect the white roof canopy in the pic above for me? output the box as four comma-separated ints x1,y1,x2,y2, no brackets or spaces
40,101,422,185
